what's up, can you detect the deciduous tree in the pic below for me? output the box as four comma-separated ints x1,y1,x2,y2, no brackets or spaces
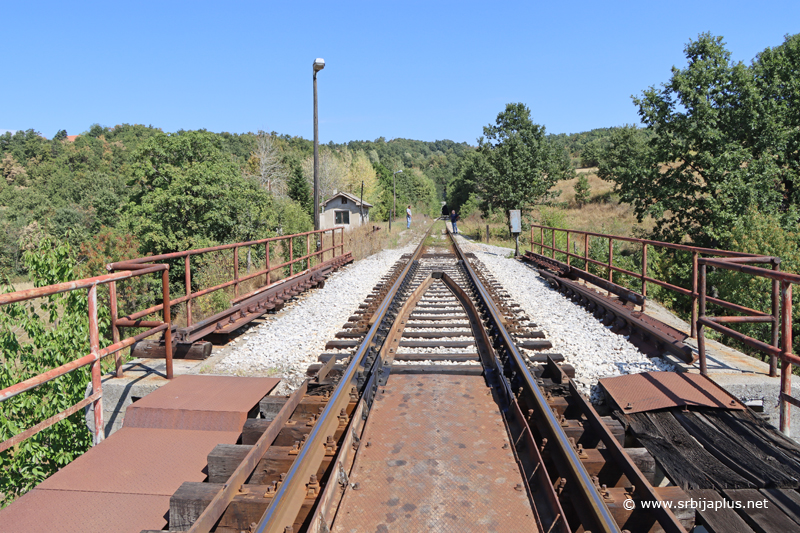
471,103,574,232
599,33,800,246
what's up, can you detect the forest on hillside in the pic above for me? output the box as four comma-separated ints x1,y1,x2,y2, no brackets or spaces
0,127,471,280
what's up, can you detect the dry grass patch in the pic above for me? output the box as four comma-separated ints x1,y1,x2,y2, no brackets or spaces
551,170,615,207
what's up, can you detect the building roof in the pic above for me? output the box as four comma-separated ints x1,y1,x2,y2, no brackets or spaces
321,191,374,208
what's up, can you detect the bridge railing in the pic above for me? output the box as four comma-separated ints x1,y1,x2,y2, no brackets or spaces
697,258,800,433
0,264,171,449
0,227,347,450
530,224,798,434
106,227,345,373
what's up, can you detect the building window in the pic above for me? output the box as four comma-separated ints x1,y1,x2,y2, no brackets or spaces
335,210,350,224
342,197,347,204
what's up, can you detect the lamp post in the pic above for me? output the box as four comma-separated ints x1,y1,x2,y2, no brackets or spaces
313,58,325,232
390,169,402,231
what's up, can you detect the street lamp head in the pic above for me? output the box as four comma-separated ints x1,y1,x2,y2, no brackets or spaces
313,58,325,72
395,169,403,175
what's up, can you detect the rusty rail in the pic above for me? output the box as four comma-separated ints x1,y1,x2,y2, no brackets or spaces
696,258,800,434
0,265,171,449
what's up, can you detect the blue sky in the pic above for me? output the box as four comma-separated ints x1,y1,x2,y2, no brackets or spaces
2,1,798,144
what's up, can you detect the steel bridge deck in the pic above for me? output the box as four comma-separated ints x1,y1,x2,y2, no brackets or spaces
332,374,538,532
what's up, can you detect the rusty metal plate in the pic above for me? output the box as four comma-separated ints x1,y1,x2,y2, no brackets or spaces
37,427,239,495
599,371,745,413
332,374,539,532
0,489,169,533
124,375,279,431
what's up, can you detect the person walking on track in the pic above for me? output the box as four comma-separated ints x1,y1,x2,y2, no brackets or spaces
450,209,459,234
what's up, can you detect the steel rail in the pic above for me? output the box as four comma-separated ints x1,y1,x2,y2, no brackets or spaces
253,225,433,533
449,233,621,533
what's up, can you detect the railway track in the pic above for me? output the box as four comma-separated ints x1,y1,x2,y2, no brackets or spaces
155,223,694,533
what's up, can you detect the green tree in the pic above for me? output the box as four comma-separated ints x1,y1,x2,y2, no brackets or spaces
471,103,574,232
122,131,278,256
574,175,591,207
285,155,313,216
600,33,800,247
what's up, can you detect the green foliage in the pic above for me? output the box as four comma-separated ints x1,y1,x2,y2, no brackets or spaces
459,193,481,218
600,33,800,247
574,175,591,207
467,103,575,232
370,163,439,222
285,156,313,217
1,238,99,507
122,131,280,257
344,137,472,199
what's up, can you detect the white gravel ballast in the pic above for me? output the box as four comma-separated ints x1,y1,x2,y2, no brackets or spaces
214,244,417,394
455,236,673,403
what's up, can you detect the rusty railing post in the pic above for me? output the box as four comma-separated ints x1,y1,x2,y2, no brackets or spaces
780,281,793,435
691,251,699,338
185,255,192,327
584,234,590,273
109,281,122,378
771,260,781,377
540,226,544,254
265,241,271,286
551,229,555,259
566,230,571,267
162,269,173,380
697,263,707,376
88,284,104,445
306,233,311,270
289,237,294,276
608,237,614,283
233,246,239,298
641,243,648,311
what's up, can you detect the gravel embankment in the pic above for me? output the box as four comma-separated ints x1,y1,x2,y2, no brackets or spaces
213,243,417,394
455,236,673,402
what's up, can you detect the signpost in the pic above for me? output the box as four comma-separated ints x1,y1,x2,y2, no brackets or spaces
510,209,521,257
